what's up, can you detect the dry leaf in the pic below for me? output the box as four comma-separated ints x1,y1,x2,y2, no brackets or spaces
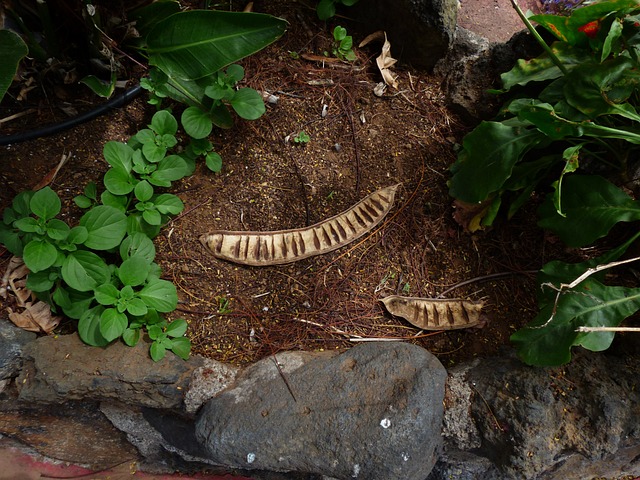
452,199,492,233
380,295,484,330
359,31,398,89
8,301,61,334
359,30,386,48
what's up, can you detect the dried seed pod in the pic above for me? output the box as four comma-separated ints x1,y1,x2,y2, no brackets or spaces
200,184,401,266
380,295,484,330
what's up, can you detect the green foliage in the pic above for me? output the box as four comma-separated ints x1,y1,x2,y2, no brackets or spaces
0,29,28,104
0,109,198,362
332,26,356,62
316,0,361,20
447,0,640,365
136,9,286,171
294,131,311,144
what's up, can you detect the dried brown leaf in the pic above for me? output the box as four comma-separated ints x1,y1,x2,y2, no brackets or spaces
375,33,398,89
8,301,61,334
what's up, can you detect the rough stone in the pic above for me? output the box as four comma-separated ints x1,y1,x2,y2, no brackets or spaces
435,350,640,479
435,28,542,121
195,343,447,480
0,319,36,380
184,357,240,414
15,333,204,409
350,0,458,69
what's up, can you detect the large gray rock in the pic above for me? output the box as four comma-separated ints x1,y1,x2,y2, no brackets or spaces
15,333,204,409
432,351,640,479
196,343,447,480
0,319,36,380
351,0,458,69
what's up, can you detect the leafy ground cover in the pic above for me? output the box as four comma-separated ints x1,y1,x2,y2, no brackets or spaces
4,0,632,367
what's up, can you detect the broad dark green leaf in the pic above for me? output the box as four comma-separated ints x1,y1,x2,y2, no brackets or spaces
511,278,640,366
150,341,166,361
147,10,287,81
170,336,191,360
103,141,134,171
79,205,127,250
0,29,28,104
153,193,184,215
23,239,58,273
120,233,156,263
449,122,547,203
165,318,188,337
538,175,640,247
53,286,94,320
119,255,150,287
78,306,110,347
231,88,266,120
122,327,141,347
100,308,128,342
30,187,61,220
139,278,178,312
181,106,213,139
61,250,111,292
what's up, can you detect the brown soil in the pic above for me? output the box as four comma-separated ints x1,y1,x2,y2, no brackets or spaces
0,1,549,367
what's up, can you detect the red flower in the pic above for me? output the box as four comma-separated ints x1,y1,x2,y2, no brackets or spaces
578,20,600,39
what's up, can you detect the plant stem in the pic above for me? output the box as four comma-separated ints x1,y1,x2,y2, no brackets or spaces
510,0,570,75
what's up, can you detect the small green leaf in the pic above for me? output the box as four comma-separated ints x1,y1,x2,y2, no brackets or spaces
0,29,29,104
126,297,148,316
150,341,166,361
94,283,120,306
120,233,156,263
142,209,162,226
165,318,188,337
14,217,42,234
119,255,151,286
135,180,154,202
26,269,58,292
151,155,191,183
230,88,266,120
147,323,164,340
23,239,58,273
104,167,136,195
80,73,116,98
53,287,94,320
169,336,191,360
78,306,110,347
153,193,184,215
139,278,178,312
30,187,61,220
46,219,70,241
103,141,134,171
74,195,93,209
100,308,128,342
181,106,213,139
206,152,223,172
317,0,336,19
122,327,141,347
150,110,178,136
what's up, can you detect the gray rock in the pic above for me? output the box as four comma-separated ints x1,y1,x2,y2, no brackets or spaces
16,333,203,409
0,319,36,380
351,0,458,69
184,358,240,414
436,28,542,121
439,351,640,479
196,343,447,480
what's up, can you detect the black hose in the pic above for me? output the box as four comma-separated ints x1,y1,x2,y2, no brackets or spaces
0,84,143,146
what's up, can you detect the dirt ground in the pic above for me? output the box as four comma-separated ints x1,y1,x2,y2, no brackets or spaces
0,0,555,367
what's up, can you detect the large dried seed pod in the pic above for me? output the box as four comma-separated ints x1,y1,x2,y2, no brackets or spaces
200,183,401,266
380,295,484,330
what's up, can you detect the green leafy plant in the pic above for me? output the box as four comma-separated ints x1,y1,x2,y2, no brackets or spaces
0,109,197,361
448,0,640,365
294,131,311,144
332,26,356,62
316,0,361,20
0,29,28,104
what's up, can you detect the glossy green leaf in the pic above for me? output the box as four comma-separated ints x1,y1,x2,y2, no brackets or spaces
78,306,110,347
138,278,178,312
538,175,640,247
0,29,28,103
150,109,178,136
151,155,190,184
135,180,154,202
170,336,191,360
511,278,640,366
449,122,547,203
23,239,58,273
150,341,166,361
165,318,188,337
104,141,134,171
153,194,184,215
120,233,156,263
146,11,287,81
61,250,111,292
122,327,141,347
30,187,61,220
205,152,223,172
181,106,213,139
230,88,266,120
79,205,127,250
100,308,128,342
104,167,136,195
94,283,120,306
119,255,150,287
